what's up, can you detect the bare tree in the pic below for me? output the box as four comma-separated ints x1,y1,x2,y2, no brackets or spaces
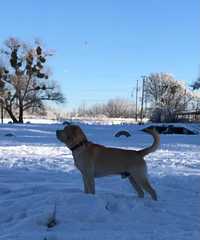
0,38,65,123
145,73,192,122
105,98,135,118
87,103,105,117
76,102,88,117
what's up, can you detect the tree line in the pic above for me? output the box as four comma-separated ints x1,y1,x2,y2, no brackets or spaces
0,37,199,123
71,98,136,118
72,73,200,122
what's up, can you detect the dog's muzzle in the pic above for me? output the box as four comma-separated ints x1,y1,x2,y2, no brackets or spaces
56,130,62,139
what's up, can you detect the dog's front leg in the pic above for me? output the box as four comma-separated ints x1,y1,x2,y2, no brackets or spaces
82,173,95,194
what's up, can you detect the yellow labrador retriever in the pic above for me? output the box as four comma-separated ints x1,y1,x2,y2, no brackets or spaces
56,125,160,200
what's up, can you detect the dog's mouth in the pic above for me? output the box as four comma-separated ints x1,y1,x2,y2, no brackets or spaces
56,130,63,140
56,130,74,147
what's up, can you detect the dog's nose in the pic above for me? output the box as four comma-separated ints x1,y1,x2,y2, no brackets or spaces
56,130,61,138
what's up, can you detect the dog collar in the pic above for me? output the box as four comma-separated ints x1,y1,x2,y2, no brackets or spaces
70,140,88,152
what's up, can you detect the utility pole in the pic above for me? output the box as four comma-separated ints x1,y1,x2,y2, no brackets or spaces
135,79,139,122
0,101,3,124
140,75,146,124
144,84,148,114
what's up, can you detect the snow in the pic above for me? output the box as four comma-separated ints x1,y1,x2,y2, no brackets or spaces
2,118,59,124
0,122,200,240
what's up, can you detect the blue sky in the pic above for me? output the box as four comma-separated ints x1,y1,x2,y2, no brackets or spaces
0,0,199,111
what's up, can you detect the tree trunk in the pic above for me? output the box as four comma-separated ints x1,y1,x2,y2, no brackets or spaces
5,107,18,123
18,103,24,123
1,103,3,124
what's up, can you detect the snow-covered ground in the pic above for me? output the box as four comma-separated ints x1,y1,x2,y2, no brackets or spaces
0,122,200,240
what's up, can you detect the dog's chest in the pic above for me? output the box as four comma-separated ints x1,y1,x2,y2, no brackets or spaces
72,151,86,171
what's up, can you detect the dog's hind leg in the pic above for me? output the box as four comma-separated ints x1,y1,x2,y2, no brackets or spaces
82,174,95,194
140,177,157,201
128,176,144,198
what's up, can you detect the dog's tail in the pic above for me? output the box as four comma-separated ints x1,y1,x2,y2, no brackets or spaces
139,128,160,157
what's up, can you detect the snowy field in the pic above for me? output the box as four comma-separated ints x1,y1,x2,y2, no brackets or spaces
0,122,200,240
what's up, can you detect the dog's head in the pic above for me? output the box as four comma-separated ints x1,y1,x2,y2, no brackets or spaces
56,125,87,149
